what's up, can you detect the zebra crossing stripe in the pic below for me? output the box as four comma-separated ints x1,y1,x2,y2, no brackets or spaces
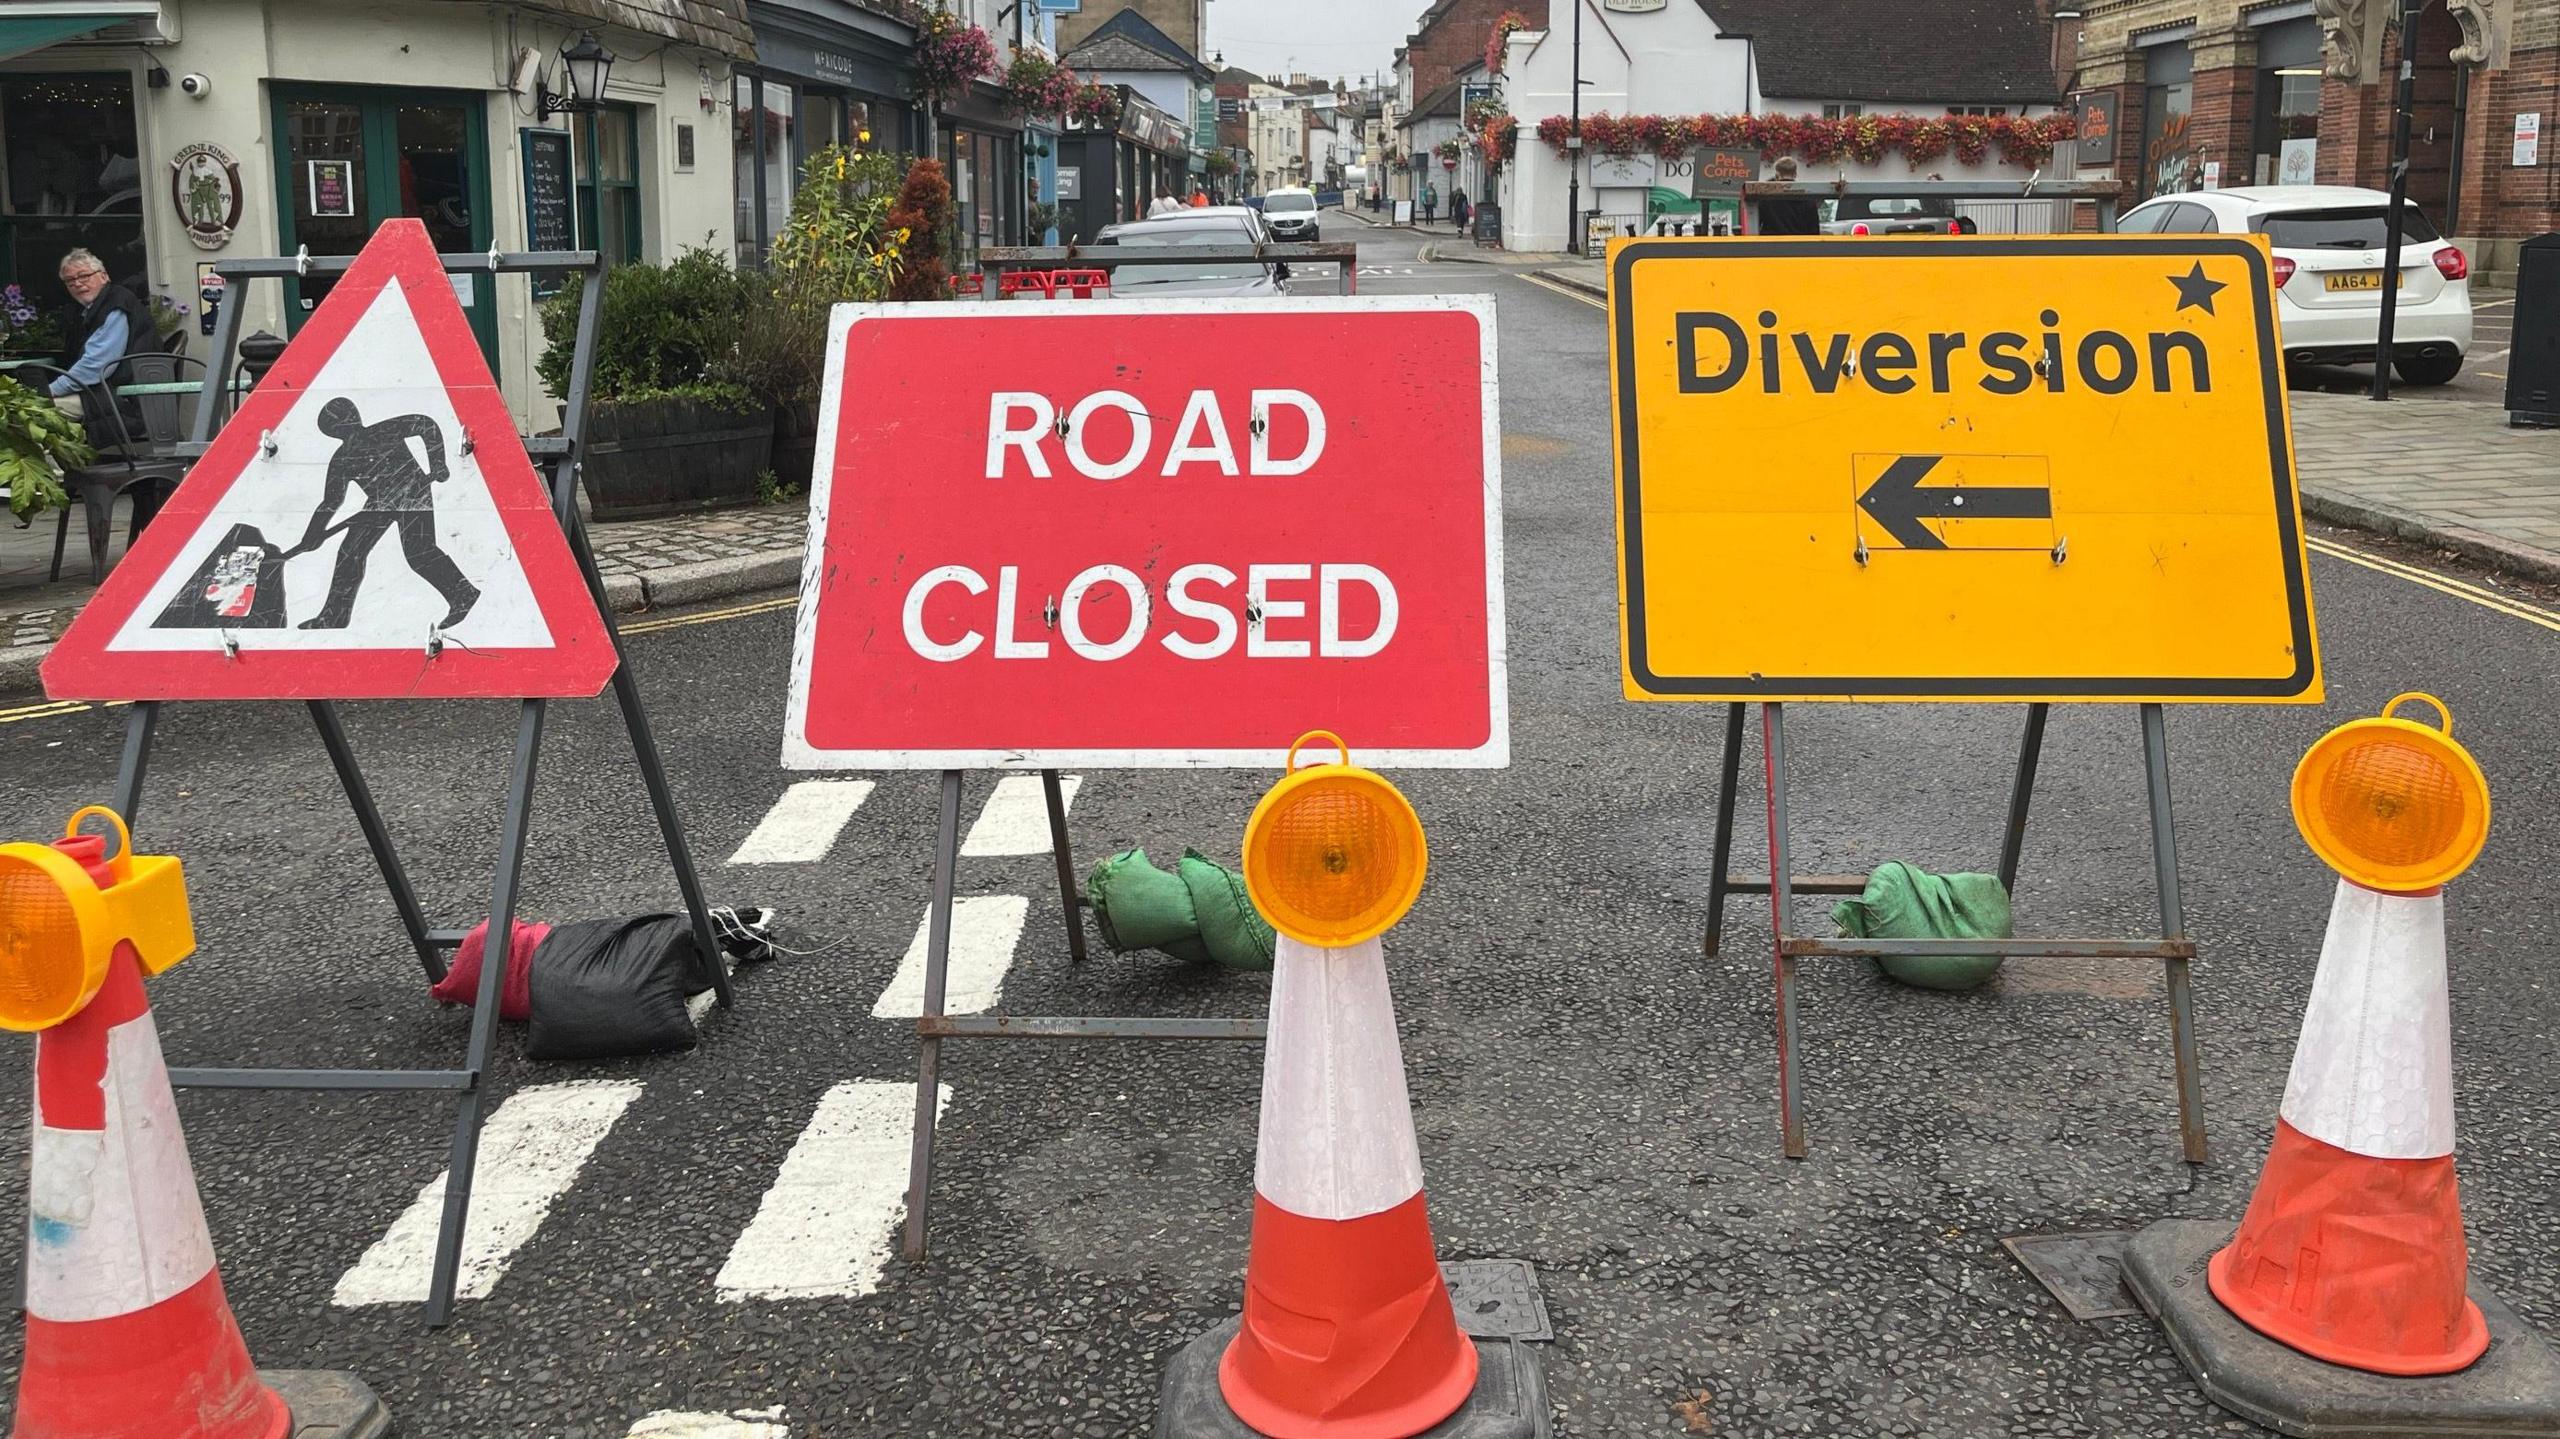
715,1081,949,1302
626,1407,789,1436
332,1079,645,1307
726,780,877,864
960,774,1078,856
871,896,1030,1019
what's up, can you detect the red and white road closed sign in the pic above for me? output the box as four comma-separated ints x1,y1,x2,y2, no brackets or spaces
784,296,1505,768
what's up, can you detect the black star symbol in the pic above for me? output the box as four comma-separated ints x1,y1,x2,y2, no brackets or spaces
2169,262,2228,315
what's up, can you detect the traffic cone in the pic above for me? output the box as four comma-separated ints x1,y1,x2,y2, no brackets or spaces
1215,931,1479,1437
4,818,286,1439
2206,877,2488,1375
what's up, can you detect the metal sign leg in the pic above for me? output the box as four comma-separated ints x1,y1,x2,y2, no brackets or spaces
1703,702,1746,960
556,503,733,1009
1042,769,1088,964
903,769,965,1264
307,701,444,983
2141,704,2208,1165
424,698,548,1327
1761,703,1806,1160
110,700,159,827
1997,703,2051,893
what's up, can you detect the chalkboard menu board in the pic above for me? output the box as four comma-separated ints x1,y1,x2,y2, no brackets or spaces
520,128,574,295
1473,202,1502,244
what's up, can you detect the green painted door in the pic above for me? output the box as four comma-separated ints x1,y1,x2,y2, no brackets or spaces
271,85,497,365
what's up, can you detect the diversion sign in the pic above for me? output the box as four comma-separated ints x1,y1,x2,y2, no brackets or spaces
1608,235,2323,703
785,296,1506,768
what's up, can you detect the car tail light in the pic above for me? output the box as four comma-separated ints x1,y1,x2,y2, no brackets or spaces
2433,245,2469,281
2271,255,2297,288
1947,220,1963,234
1851,223,1871,235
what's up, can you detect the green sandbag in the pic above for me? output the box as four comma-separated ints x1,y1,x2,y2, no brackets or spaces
1179,850,1277,972
1087,849,1210,965
1831,861,2012,992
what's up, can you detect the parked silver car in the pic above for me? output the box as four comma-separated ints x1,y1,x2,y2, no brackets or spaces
1092,211,1292,298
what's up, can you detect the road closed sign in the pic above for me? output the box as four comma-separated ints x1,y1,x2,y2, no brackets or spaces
1608,236,2323,703
785,297,1505,768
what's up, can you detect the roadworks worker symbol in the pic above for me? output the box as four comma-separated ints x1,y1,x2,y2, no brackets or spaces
1607,235,2323,703
43,219,615,702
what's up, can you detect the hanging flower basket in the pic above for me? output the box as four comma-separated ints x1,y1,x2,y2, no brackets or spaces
914,9,998,104
1000,51,1083,120
1484,10,1530,75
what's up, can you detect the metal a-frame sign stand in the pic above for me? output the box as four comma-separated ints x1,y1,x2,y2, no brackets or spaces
1696,701,2207,1165
104,244,734,1326
900,768,1264,1263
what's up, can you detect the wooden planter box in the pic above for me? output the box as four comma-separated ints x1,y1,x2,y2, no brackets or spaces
581,395,775,521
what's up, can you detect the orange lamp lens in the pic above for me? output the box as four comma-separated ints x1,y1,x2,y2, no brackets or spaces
1243,733,1428,947
2291,694,2489,893
0,853,98,1032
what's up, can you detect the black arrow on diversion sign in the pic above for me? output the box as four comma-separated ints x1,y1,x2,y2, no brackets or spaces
1856,456,2053,551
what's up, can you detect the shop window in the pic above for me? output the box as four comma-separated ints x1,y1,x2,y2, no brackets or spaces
761,78,795,248
0,73,146,308
578,103,642,264
733,74,759,265
2254,17,2323,185
2140,42,2197,199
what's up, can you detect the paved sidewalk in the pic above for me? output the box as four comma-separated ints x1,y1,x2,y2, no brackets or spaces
0,498,808,693
1532,259,2560,582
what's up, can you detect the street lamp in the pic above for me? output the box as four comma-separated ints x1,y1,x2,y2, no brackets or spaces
539,32,617,265
548,32,614,114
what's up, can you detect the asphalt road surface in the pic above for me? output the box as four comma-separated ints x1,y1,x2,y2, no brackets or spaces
4,226,2558,1438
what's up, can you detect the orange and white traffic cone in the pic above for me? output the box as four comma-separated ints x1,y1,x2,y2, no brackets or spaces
1217,930,1479,1437
2126,696,2560,1437
2206,878,2485,1374
4,814,289,1439
1160,734,1543,1439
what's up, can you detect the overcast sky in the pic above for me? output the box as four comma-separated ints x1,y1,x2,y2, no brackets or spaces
1206,0,1412,85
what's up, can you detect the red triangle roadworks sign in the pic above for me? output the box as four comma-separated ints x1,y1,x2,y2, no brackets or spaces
44,219,616,701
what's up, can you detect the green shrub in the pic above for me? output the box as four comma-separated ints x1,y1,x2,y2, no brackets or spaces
537,246,754,409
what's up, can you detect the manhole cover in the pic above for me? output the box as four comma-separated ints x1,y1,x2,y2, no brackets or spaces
1442,1258,1553,1342
2002,1231,2140,1321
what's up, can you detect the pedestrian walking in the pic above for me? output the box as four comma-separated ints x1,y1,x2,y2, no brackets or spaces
1423,181,1438,222
1148,188,1183,218
1754,156,1821,236
1452,188,1472,233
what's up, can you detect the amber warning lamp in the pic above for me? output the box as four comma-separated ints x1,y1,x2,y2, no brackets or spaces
0,807,196,1032
1242,731,1429,947
2290,692,2490,895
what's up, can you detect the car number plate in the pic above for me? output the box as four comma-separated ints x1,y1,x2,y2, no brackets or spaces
2323,271,2402,292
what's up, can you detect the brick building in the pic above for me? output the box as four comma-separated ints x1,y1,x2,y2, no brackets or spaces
1405,0,1552,105
2060,0,2559,274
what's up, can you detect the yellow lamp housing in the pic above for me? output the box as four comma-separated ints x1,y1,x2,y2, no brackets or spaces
0,808,195,1033
2291,693,2490,894
1242,731,1429,948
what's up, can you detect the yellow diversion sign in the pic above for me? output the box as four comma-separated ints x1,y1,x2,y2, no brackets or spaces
1608,236,2324,703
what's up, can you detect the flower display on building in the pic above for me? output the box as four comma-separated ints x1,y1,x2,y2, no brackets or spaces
1001,51,1084,119
914,8,998,104
1484,10,1531,76
1534,111,2077,168
1477,114,1518,175
1067,83,1123,128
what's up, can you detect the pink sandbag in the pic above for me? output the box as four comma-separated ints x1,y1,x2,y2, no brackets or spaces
430,919,553,1020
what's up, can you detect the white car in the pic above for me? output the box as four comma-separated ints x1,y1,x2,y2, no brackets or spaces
1261,187,1321,242
2118,186,2472,386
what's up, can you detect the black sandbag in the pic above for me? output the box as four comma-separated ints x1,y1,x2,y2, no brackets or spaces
524,914,702,1061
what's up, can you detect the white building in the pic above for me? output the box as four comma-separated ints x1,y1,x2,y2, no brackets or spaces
1496,0,2063,252
0,0,754,425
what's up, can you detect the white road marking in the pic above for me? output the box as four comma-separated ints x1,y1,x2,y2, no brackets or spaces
727,781,876,865
871,897,1030,1018
627,1407,789,1437
960,773,1077,856
333,1080,644,1307
714,1081,949,1301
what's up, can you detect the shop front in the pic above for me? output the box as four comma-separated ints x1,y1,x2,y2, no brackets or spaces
1057,87,1188,243
937,83,1023,266
736,0,921,267
0,1,750,423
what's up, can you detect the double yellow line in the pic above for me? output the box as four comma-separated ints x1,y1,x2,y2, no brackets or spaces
2306,535,2560,634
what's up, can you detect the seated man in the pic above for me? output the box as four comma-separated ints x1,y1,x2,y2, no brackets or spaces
49,247,152,429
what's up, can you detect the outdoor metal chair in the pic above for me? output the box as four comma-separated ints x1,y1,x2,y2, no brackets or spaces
21,361,192,585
